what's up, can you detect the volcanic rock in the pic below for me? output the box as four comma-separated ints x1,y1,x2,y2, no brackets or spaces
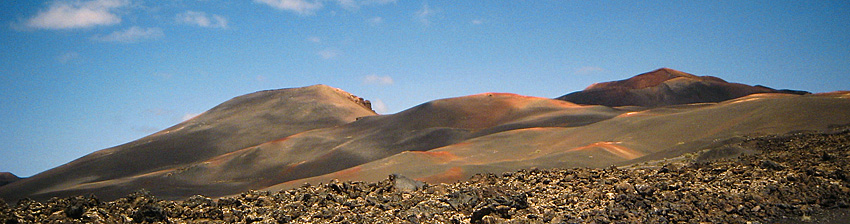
1,129,848,223
391,174,426,192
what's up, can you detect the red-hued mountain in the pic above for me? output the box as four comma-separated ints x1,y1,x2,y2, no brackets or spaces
2,69,848,203
556,68,809,107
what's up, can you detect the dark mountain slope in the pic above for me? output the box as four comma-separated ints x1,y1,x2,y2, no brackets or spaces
0,173,19,187
0,85,376,202
557,68,809,107
23,93,620,200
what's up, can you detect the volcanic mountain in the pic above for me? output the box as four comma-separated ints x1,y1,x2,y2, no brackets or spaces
0,85,376,202
2,68,848,203
0,173,19,187
557,68,810,107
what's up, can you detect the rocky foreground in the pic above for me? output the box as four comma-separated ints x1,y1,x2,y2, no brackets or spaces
2,129,849,223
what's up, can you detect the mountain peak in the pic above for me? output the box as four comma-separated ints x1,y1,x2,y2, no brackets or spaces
650,67,697,78
0,172,21,187
558,68,800,107
586,68,703,90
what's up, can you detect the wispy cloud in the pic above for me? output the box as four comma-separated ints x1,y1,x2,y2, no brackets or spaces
367,16,383,26
371,99,388,114
255,75,267,83
57,51,80,64
336,0,397,10
307,36,321,43
92,26,164,43
363,74,393,85
182,113,201,122
414,3,435,25
317,48,340,59
471,19,483,25
574,66,608,75
26,0,128,29
257,0,395,15
255,0,323,15
176,11,228,28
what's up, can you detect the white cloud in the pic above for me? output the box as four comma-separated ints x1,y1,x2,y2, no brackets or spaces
371,99,388,114
177,11,228,28
257,0,395,15
335,0,357,10
471,19,483,25
317,48,340,59
363,74,393,85
255,0,323,15
307,36,321,43
574,66,607,75
336,0,396,10
92,26,164,43
414,3,435,25
367,16,383,25
182,113,201,121
26,0,128,29
57,51,80,64
363,0,397,4
256,75,267,83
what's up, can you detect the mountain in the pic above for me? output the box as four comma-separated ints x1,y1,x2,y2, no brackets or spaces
2,69,848,203
262,92,850,191
0,173,20,187
86,93,622,199
0,85,376,202
556,68,810,107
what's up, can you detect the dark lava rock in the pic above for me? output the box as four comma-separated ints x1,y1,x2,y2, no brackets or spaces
132,204,166,223
1,130,848,223
760,159,787,170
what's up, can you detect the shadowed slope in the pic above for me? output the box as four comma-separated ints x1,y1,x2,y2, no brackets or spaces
0,173,20,187
557,68,809,107
3,69,846,203
0,85,376,202
264,92,850,190
35,93,621,200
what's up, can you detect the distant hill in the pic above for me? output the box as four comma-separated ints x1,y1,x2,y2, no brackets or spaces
0,173,20,187
556,68,809,107
2,69,848,203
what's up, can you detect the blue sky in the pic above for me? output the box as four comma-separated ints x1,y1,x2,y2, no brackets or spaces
1,0,849,177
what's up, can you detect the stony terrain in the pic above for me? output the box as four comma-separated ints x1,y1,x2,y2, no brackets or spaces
2,129,848,223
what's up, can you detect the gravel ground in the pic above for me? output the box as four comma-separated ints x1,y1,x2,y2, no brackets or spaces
1,129,848,223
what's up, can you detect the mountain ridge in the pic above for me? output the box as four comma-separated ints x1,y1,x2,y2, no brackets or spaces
558,68,809,107
1,68,846,202
0,85,377,202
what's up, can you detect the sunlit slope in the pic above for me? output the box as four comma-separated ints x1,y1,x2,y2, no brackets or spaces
3,69,846,203
0,85,377,202
18,93,620,200
264,92,850,191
